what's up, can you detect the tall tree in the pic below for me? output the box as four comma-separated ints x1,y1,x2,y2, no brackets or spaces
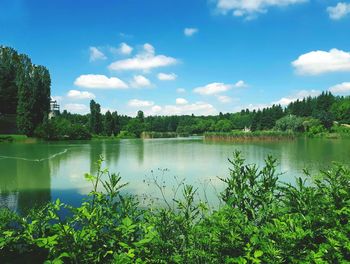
103,110,114,136
16,54,34,135
0,46,19,114
90,100,102,134
32,65,51,127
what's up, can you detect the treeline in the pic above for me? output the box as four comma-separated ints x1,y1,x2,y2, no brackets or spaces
0,46,51,135
51,92,349,139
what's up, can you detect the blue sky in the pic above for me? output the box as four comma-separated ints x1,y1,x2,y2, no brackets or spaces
1,0,350,116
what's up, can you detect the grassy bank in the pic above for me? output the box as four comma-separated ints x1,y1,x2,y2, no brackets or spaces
141,131,184,139
308,125,350,139
1,153,350,263
0,134,28,143
204,130,296,142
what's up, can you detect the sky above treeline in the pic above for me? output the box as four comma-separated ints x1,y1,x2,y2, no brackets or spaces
1,0,350,116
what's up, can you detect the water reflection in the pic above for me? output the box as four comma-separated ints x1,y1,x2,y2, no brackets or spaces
0,145,52,214
0,138,349,213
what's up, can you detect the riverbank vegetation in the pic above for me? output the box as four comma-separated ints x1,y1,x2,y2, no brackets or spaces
204,130,295,142
0,134,27,143
1,153,349,263
44,91,350,141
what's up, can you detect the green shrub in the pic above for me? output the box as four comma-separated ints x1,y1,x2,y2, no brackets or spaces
1,153,350,263
34,117,91,140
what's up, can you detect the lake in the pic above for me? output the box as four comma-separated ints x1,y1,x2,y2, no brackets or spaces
1,137,349,213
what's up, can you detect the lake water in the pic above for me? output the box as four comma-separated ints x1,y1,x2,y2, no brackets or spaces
1,137,349,213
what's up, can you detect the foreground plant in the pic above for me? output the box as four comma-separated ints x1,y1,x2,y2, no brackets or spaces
0,152,349,263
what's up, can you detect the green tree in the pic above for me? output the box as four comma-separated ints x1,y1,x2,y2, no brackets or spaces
16,54,34,135
90,100,102,134
32,65,51,127
0,46,19,114
103,110,114,136
275,115,305,132
137,110,144,122
111,111,120,135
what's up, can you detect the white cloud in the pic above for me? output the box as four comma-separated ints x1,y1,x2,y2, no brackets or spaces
244,103,271,111
145,102,217,116
118,42,133,55
51,96,63,103
89,47,106,62
128,99,154,107
157,72,177,81
233,89,321,112
216,0,307,19
327,2,350,20
108,43,177,71
64,103,89,114
273,89,321,106
234,80,248,87
74,74,128,89
184,27,198,36
176,98,188,105
193,82,232,95
292,49,350,75
101,107,117,114
329,82,350,94
67,90,95,100
176,88,186,93
216,95,232,103
130,75,151,88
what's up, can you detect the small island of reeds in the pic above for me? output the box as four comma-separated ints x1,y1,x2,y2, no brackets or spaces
204,130,296,142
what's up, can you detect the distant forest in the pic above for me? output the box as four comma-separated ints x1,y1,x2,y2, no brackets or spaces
1,46,350,139
68,91,349,138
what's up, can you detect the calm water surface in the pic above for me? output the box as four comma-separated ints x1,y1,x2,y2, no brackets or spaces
1,137,349,213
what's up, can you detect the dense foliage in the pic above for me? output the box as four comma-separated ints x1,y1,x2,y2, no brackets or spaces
34,116,91,140
1,153,349,263
55,92,350,139
0,46,51,135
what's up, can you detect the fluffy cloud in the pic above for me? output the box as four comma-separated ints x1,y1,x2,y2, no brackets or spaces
157,72,177,81
64,103,89,114
216,95,232,103
329,82,350,94
108,43,177,71
128,99,154,107
216,0,307,19
51,96,63,103
292,49,350,75
194,82,232,95
89,47,106,62
118,42,133,55
234,80,248,88
145,102,217,116
184,28,198,36
327,2,350,20
273,89,321,106
176,88,186,93
176,98,188,105
193,80,246,96
74,74,128,89
67,90,96,100
130,75,151,88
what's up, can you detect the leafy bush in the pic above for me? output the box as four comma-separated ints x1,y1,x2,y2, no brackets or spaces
34,117,91,140
1,153,350,263
307,124,327,137
275,115,305,132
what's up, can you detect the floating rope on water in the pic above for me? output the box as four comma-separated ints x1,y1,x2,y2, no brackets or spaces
0,149,68,162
